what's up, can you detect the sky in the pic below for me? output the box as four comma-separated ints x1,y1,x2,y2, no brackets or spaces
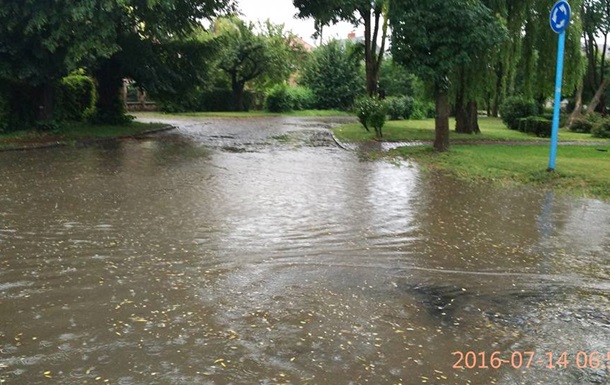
236,0,362,46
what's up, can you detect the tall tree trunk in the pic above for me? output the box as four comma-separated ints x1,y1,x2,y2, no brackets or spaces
586,77,610,115
93,58,127,124
434,86,450,152
231,76,245,112
362,9,376,97
567,81,584,128
35,82,55,121
455,100,481,134
467,101,480,134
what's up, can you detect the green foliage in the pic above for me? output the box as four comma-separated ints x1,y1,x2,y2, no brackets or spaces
516,116,552,137
302,40,363,110
412,100,436,120
390,0,506,86
289,86,315,110
569,114,601,134
499,96,538,130
379,59,423,98
265,85,294,112
592,119,610,138
386,96,415,120
214,18,300,109
159,88,256,113
355,97,387,138
56,74,96,121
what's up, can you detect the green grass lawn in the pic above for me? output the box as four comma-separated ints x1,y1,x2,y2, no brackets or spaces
392,145,610,200
333,117,610,200
0,121,168,149
334,117,608,143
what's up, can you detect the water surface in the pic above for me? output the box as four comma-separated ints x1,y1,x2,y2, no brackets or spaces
1,116,610,384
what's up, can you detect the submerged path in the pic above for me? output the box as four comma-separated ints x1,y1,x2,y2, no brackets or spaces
0,115,609,384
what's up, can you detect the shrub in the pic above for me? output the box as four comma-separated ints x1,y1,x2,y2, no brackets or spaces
56,74,97,121
568,113,601,134
301,40,363,110
355,97,387,138
411,99,435,120
592,118,610,138
288,86,315,110
518,116,552,137
499,96,538,130
386,96,415,120
265,85,293,112
569,117,594,134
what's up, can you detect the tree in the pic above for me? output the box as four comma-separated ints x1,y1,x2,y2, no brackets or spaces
301,40,363,110
0,0,233,126
249,21,306,93
0,1,118,125
390,0,506,151
293,0,389,97
90,0,234,123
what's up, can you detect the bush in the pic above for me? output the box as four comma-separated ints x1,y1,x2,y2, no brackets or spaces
569,113,601,134
386,96,415,120
288,86,315,110
355,97,387,138
301,40,363,110
159,88,256,112
411,99,435,120
56,74,97,121
569,118,594,134
499,96,538,130
592,119,610,138
265,85,293,112
517,116,552,137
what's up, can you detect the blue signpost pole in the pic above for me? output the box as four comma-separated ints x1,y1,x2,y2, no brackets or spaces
548,0,571,171
548,31,566,171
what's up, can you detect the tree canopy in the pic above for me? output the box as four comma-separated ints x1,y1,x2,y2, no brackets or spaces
390,0,506,151
293,0,388,97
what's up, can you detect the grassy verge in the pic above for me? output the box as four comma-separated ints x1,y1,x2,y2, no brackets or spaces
334,117,608,143
334,117,610,200
0,121,169,150
135,110,352,119
392,145,610,200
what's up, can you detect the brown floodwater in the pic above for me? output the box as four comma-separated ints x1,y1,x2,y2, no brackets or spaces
1,116,610,385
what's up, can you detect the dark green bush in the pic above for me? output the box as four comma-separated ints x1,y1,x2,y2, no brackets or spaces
386,96,415,120
288,86,315,110
500,96,538,130
355,97,387,138
159,88,256,112
568,113,602,134
265,85,293,112
56,74,96,121
592,119,610,138
518,116,552,137
411,99,435,120
301,40,363,110
569,117,594,134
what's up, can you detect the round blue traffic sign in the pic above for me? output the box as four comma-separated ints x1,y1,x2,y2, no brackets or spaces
550,0,571,34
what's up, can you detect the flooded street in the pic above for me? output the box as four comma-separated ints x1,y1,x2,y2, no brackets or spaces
2,116,610,385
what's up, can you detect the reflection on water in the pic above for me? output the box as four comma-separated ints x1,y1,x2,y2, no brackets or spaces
1,118,610,384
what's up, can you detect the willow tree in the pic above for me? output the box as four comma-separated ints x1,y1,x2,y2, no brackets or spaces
390,0,505,151
483,0,584,116
520,0,584,107
579,0,610,116
293,0,389,97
